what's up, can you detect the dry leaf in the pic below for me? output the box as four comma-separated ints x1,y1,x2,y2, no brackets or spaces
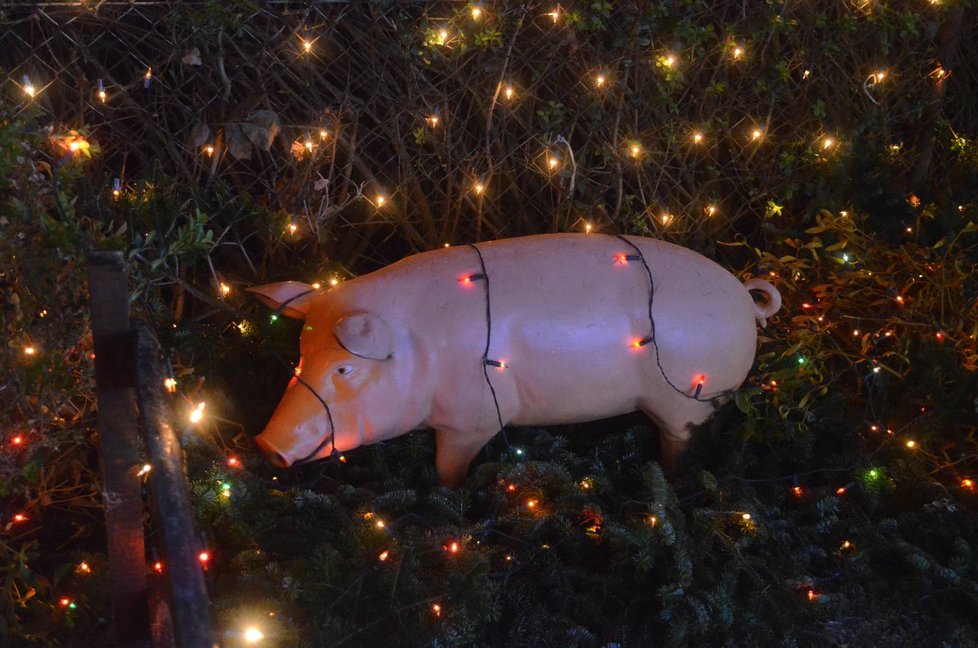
225,124,252,160
189,122,211,149
242,109,281,151
181,48,202,66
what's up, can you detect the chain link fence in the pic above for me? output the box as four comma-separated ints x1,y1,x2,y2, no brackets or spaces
2,1,974,275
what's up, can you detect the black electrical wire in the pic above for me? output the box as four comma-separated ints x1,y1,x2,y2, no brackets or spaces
612,234,726,402
469,244,510,449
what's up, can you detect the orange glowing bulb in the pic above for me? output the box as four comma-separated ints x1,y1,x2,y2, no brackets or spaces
962,479,974,490
378,550,390,561
153,561,164,573
432,603,442,616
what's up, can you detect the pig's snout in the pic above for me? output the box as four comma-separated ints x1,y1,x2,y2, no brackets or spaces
254,433,293,468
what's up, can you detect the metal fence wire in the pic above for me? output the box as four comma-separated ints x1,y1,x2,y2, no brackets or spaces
1,1,974,271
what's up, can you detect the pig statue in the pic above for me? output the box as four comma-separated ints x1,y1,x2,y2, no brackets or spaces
249,233,781,486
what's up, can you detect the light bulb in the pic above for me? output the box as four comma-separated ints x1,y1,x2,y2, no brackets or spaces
243,626,264,644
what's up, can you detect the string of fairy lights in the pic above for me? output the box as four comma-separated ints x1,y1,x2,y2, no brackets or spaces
5,0,976,634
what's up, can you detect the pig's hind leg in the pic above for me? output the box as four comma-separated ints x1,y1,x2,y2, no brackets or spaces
435,427,498,488
640,398,716,478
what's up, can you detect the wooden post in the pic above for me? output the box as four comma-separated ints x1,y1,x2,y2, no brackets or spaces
134,322,217,648
87,251,151,648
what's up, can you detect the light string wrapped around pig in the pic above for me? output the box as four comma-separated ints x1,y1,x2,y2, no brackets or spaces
248,233,781,486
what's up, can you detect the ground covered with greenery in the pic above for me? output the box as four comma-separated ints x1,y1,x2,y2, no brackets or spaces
2,2,978,646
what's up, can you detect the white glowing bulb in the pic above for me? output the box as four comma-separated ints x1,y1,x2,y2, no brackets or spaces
188,402,205,424
473,182,485,194
302,39,312,53
705,204,717,216
470,6,482,20
594,73,606,87
220,282,230,296
732,45,744,59
304,137,313,151
312,282,322,290
548,7,560,22
873,70,886,82
751,128,763,141
629,144,641,158
375,194,386,207
24,346,36,355
138,464,152,476
822,136,835,150
664,54,676,68
243,626,264,643
438,29,449,45
584,222,593,233
319,129,328,139
329,277,340,286
692,132,704,144
288,223,298,234
660,213,673,226
547,156,559,170
22,75,36,98
204,145,215,156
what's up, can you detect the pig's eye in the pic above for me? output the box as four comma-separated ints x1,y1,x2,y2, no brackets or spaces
335,365,355,376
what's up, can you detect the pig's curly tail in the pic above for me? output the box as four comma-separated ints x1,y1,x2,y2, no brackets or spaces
743,278,782,329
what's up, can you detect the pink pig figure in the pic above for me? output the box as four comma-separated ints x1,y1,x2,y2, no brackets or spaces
248,234,780,486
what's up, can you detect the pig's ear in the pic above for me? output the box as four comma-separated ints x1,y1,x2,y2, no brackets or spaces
246,281,316,320
333,313,393,360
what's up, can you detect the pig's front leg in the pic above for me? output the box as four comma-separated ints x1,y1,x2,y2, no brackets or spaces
434,427,497,487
